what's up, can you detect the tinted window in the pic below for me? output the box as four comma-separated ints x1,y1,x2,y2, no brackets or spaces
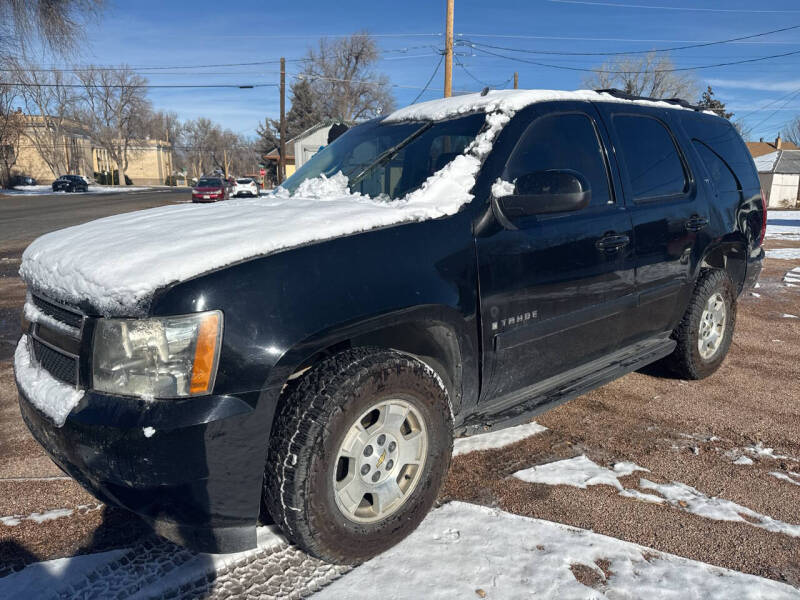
197,178,222,187
504,112,612,207
693,140,739,193
237,179,252,184
614,115,688,200
682,114,759,190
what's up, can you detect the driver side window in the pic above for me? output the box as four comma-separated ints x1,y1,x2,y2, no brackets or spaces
504,112,613,207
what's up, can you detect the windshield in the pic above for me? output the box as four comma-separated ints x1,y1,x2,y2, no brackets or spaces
197,178,222,187
280,112,485,199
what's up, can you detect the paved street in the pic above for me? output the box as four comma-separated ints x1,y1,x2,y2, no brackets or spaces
0,188,190,248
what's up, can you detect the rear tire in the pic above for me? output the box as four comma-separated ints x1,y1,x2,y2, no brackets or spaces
263,347,453,564
663,269,736,379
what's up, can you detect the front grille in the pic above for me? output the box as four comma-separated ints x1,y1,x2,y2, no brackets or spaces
32,295,83,330
32,338,78,385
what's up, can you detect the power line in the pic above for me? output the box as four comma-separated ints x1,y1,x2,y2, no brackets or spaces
457,23,800,57
411,54,445,104
0,82,276,89
547,0,800,13
736,87,800,120
748,90,800,133
456,32,800,46
468,44,800,74
455,56,512,89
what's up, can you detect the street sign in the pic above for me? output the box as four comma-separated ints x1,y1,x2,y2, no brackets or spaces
259,168,266,176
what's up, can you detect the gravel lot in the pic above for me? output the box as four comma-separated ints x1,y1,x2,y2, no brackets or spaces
0,200,798,597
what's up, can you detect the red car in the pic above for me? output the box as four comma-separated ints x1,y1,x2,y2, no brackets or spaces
192,177,230,203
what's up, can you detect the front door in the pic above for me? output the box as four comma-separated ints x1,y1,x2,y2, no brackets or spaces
475,103,636,403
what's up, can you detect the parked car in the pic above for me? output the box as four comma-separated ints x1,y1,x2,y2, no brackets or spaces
15,89,764,566
13,175,37,187
52,175,89,193
191,177,229,202
233,177,259,197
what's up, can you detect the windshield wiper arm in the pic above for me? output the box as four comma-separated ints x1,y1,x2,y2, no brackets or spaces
348,122,433,187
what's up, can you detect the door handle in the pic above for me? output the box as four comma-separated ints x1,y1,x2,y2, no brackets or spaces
595,233,630,252
685,215,709,232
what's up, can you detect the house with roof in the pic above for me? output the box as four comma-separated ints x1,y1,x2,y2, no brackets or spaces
747,135,800,208
264,121,349,185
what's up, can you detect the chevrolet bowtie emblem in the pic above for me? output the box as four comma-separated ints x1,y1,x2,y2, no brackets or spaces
376,450,386,468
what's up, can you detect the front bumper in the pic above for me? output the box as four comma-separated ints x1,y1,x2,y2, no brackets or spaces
17,376,276,553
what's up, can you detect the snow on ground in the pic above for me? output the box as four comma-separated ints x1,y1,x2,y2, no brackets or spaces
783,267,800,285
0,185,152,196
513,455,800,537
13,336,84,427
766,248,800,260
771,472,800,487
0,504,101,527
453,421,547,456
767,210,800,241
316,501,800,600
20,110,506,316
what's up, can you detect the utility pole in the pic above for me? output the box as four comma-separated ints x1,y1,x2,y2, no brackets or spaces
514,72,519,90
223,148,228,179
278,57,287,184
444,0,454,98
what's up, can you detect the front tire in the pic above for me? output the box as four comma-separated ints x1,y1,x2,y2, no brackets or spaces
263,347,453,564
663,269,736,379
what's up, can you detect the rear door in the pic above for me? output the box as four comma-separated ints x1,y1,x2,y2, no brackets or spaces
595,105,710,339
475,102,636,402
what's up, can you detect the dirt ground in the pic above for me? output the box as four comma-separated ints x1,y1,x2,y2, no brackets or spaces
1,233,799,589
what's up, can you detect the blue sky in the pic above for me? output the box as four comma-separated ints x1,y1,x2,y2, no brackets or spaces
74,0,800,140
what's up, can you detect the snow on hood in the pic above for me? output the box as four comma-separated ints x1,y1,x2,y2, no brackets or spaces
20,112,507,316
383,89,698,123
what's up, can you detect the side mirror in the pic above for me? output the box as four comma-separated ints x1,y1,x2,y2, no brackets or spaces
497,169,591,219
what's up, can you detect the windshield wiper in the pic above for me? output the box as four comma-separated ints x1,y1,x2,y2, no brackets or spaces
348,122,433,187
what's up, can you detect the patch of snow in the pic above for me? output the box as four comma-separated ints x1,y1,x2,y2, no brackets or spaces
0,549,128,597
453,421,547,456
491,177,515,198
513,454,649,493
13,336,84,427
746,442,798,462
20,112,505,316
383,89,697,123
734,456,754,465
750,292,761,298
1,185,151,196
766,248,800,260
142,426,155,438
22,293,80,336
783,313,799,318
771,472,800,487
316,501,799,600
639,479,800,537
0,504,101,527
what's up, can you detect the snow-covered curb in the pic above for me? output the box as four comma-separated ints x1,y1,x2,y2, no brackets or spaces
1,185,153,196
13,336,84,427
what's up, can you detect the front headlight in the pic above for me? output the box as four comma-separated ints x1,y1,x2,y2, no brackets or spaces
92,311,223,399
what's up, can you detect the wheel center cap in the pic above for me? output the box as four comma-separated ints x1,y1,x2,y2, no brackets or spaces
358,432,399,484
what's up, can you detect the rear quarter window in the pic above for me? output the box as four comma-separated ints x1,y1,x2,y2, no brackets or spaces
692,140,739,193
681,114,759,190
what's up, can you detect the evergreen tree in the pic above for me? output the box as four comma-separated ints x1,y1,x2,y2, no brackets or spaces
257,79,325,156
697,86,734,119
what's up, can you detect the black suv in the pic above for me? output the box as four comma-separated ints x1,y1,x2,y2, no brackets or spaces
52,175,89,193
15,90,764,564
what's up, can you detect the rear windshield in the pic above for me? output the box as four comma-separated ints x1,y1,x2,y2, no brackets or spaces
237,179,252,184
197,178,222,187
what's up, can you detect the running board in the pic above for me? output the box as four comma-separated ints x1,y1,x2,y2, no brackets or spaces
458,337,676,436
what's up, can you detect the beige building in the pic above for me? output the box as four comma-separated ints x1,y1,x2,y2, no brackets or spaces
12,115,174,186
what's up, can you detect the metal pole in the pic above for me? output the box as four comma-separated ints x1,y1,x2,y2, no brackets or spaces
444,0,454,98
278,57,287,184
514,72,519,89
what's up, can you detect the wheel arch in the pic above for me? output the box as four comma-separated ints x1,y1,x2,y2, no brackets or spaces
697,235,748,294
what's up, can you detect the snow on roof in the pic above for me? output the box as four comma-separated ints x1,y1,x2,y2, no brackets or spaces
20,112,508,316
755,151,780,173
384,89,697,122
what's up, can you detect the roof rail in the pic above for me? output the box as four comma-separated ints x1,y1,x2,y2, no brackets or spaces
595,88,702,112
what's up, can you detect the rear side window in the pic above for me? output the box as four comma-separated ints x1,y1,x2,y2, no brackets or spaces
692,140,739,193
504,112,612,207
681,115,759,190
614,115,689,201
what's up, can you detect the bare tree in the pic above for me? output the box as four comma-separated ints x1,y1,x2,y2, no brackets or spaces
302,32,394,122
783,116,800,146
0,0,103,58
0,74,24,186
584,52,698,100
12,60,82,177
76,65,151,185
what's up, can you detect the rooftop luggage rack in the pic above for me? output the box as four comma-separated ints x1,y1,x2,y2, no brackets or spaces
595,88,703,112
